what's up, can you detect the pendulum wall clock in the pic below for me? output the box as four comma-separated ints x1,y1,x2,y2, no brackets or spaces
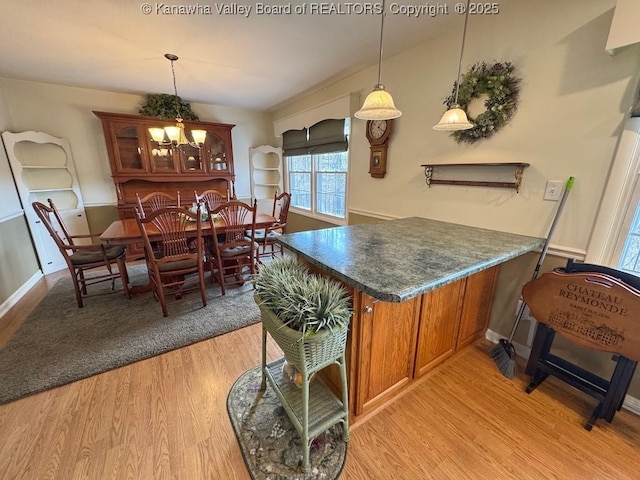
365,119,394,178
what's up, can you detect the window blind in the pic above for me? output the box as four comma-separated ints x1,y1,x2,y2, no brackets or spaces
282,119,348,156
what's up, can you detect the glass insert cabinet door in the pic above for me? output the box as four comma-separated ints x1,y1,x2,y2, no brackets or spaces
111,122,147,172
150,143,177,172
207,132,229,172
179,139,205,173
146,125,178,172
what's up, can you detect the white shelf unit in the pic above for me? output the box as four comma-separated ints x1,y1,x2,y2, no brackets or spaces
249,145,284,214
2,131,91,274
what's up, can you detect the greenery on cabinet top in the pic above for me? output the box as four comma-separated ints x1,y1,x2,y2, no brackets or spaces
138,94,199,121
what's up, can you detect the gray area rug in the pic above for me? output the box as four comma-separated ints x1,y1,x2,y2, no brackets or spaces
0,265,259,405
227,366,347,479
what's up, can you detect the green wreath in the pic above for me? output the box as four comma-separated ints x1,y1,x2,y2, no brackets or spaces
443,61,521,144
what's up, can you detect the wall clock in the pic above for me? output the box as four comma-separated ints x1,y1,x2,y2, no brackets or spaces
366,119,394,178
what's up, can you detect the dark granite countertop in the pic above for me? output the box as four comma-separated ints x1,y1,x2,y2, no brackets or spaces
277,217,545,303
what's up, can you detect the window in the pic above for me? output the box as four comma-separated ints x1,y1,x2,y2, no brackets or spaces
283,118,350,223
287,151,348,219
618,200,640,273
588,116,640,273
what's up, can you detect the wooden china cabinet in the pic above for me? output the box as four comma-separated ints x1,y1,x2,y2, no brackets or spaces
94,111,236,257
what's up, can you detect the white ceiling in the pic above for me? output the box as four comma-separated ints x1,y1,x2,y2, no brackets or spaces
0,0,462,111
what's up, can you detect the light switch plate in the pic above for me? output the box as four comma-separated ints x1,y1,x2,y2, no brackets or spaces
544,180,564,201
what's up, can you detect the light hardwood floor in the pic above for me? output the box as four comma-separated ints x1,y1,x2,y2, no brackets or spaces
1,273,639,479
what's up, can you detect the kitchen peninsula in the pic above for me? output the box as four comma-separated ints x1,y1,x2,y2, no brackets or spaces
277,217,545,424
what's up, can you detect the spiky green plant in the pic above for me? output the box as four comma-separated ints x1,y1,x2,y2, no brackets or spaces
254,257,352,336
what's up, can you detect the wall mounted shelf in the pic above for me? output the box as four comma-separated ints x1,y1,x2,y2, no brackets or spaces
420,162,530,192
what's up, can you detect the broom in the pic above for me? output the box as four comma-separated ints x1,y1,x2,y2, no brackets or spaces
490,176,575,378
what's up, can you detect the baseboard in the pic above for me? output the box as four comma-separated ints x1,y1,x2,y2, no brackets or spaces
0,270,43,318
485,329,640,416
622,394,640,416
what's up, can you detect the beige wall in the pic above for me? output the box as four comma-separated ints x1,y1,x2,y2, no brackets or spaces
275,0,640,257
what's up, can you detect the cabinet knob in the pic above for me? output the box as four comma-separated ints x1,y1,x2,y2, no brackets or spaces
363,306,373,314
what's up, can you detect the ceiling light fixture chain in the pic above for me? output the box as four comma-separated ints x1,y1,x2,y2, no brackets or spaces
375,0,385,88
165,53,183,122
453,0,470,107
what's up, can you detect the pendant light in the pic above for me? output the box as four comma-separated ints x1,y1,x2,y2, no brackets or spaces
354,0,401,120
433,0,473,131
148,54,207,147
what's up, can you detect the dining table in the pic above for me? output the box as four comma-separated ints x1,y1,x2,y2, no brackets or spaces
100,212,276,294
100,213,276,246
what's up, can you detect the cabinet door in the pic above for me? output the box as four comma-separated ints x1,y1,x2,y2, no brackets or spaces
110,122,148,173
144,124,179,173
414,279,465,377
356,294,420,416
176,142,205,174
457,266,499,349
205,130,232,174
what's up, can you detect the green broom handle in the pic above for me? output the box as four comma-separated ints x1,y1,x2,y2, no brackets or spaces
506,176,575,343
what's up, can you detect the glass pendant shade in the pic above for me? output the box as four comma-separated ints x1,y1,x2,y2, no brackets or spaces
191,129,207,145
433,107,473,131
148,127,166,143
164,125,182,144
355,85,402,120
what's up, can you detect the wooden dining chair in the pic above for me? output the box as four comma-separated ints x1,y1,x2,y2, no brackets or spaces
135,204,207,317
32,199,130,308
255,191,291,262
135,191,181,218
206,199,258,295
194,189,230,213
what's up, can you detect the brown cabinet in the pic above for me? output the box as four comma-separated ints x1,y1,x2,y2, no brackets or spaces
413,267,498,379
95,111,235,218
355,294,420,416
457,266,498,349
414,279,465,377
348,266,498,423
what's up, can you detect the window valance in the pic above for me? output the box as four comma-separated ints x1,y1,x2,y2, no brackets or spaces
273,93,360,137
282,119,348,156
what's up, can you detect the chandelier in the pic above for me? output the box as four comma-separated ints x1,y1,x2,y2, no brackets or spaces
148,54,207,148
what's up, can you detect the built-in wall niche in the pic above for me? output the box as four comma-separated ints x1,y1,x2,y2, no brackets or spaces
1,131,90,274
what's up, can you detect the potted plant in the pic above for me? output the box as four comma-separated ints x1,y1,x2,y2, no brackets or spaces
253,256,352,373
254,256,352,473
